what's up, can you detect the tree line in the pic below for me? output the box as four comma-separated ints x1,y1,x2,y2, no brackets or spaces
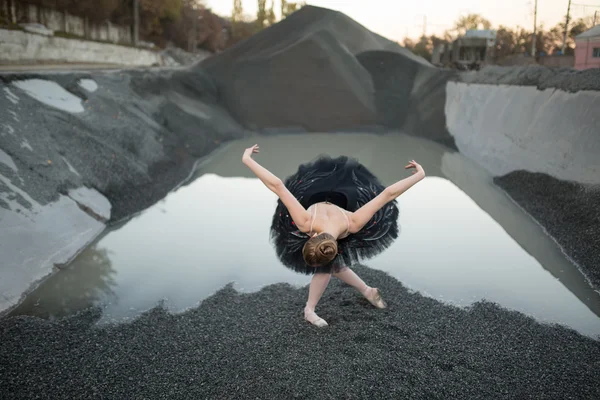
13,0,306,52
19,1,590,64
229,0,306,46
12,0,225,51
403,13,597,62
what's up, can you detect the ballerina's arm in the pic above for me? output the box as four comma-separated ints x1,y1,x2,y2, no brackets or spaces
348,160,425,234
242,144,312,232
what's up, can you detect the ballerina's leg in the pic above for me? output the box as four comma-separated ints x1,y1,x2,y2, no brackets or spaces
304,272,331,327
333,267,386,309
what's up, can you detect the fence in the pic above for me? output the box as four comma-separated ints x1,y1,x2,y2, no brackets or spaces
1,0,133,45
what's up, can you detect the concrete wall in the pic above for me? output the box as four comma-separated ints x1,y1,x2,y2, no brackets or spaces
496,54,574,68
539,55,574,68
575,37,600,70
444,81,600,185
2,1,132,44
0,29,166,66
65,13,84,37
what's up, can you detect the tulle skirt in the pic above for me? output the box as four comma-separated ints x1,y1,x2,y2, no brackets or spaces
269,155,399,275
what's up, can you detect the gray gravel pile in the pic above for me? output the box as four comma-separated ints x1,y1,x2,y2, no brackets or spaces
2,266,599,400
495,171,600,289
357,50,458,149
457,65,600,92
0,70,244,222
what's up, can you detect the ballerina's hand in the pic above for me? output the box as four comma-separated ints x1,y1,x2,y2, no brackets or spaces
405,160,425,177
242,144,260,162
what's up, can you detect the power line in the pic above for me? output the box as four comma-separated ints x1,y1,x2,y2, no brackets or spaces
570,3,600,17
571,2,600,7
414,15,447,37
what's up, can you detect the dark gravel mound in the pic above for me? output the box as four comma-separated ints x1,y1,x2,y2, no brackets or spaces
198,6,456,146
199,6,423,68
2,266,599,400
495,171,600,289
357,51,458,149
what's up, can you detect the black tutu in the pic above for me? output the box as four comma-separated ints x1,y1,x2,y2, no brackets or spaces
269,155,399,275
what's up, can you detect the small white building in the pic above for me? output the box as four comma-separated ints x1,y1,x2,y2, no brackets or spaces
432,29,497,70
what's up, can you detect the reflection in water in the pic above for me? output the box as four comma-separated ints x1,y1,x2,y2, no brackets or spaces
14,175,307,323
190,133,600,320
10,246,117,319
374,177,600,337
11,132,600,339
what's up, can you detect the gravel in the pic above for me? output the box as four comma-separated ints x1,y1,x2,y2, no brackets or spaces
456,65,600,92
495,171,600,290
0,69,245,222
2,265,599,400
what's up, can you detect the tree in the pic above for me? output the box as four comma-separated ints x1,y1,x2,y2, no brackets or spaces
569,16,594,37
136,0,183,44
544,24,566,54
494,25,527,57
256,0,267,29
24,0,122,22
403,35,435,61
402,11,598,63
450,13,492,38
266,0,276,26
282,0,306,18
230,0,246,41
232,0,243,24
161,1,225,52
543,16,594,55
198,7,226,52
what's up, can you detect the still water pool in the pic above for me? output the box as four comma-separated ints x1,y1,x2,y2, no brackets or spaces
11,132,600,338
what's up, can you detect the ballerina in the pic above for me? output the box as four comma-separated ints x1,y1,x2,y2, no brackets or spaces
242,144,425,327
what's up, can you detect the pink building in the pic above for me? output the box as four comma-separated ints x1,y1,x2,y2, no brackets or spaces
574,25,600,70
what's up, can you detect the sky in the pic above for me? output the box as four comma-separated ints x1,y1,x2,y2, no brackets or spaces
206,0,598,41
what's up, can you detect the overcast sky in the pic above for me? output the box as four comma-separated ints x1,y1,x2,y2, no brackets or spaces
206,0,597,41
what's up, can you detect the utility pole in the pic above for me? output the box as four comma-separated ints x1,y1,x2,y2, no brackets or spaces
132,0,139,46
562,0,572,54
594,10,598,25
532,0,538,57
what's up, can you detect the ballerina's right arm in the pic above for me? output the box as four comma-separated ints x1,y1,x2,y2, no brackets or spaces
242,144,312,232
348,160,425,233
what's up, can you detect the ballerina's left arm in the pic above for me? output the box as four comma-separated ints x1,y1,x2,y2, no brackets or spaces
348,160,425,234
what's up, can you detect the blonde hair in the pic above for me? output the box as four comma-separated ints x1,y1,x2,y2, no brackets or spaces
302,233,338,267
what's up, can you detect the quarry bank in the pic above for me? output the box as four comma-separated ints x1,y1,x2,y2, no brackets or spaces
1,5,600,315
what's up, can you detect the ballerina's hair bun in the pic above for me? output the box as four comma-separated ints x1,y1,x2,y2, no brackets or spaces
302,233,338,267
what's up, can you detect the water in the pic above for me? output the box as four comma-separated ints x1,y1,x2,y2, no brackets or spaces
0,148,18,172
11,79,85,113
10,132,600,338
78,79,98,93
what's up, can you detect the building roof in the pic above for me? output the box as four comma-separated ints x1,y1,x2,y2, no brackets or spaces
464,29,497,39
576,24,600,39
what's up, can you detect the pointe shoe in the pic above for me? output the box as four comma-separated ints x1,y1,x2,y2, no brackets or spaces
304,308,328,327
364,288,387,309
